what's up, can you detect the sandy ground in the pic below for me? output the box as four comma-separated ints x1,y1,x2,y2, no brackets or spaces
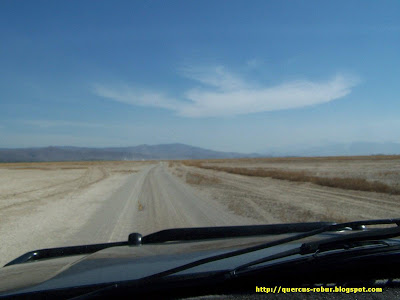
1,158,400,266
0,162,149,266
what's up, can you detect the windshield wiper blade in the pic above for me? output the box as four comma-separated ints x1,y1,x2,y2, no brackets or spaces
72,219,400,299
141,222,335,243
3,241,130,267
3,233,143,267
232,224,400,276
140,218,400,244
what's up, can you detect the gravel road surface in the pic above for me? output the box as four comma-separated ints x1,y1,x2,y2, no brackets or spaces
72,162,254,245
0,162,255,266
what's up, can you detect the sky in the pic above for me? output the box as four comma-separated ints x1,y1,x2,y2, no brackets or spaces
0,0,399,153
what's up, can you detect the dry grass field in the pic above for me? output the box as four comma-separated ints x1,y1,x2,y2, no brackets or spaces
181,156,400,195
169,155,400,224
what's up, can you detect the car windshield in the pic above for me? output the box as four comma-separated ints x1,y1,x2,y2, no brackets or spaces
0,0,399,279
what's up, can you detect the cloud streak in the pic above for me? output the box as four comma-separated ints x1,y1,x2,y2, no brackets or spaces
23,120,107,128
93,66,359,117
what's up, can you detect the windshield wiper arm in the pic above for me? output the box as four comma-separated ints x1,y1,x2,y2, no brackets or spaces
300,225,400,254
72,219,400,299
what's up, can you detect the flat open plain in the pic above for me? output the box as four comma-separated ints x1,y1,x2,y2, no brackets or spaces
1,156,400,266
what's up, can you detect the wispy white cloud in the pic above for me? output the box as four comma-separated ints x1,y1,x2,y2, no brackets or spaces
93,65,359,118
179,65,247,91
23,120,107,128
93,85,180,110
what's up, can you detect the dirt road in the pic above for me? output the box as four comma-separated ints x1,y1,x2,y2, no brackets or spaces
71,162,254,245
0,162,255,266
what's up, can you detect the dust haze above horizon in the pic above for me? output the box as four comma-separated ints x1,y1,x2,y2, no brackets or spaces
1,1,399,153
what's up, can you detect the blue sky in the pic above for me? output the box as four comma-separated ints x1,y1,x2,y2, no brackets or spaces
1,0,399,152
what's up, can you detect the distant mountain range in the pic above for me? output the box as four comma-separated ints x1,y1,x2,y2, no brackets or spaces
1,142,399,162
0,143,259,162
